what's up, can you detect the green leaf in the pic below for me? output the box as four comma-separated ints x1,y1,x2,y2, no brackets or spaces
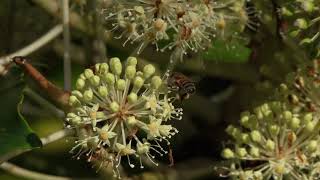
201,39,251,63
0,73,42,163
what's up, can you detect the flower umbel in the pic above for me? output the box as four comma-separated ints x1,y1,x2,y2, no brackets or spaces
66,57,182,178
221,101,320,180
104,0,248,55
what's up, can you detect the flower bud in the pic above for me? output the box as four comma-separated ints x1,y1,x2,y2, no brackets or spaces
125,65,136,79
304,122,315,133
268,124,280,136
133,76,144,92
70,116,82,126
72,90,83,99
236,147,247,157
250,130,261,143
307,140,317,152
83,89,93,102
222,148,234,159
266,139,275,151
110,57,122,75
89,75,100,87
116,79,126,90
283,111,292,121
303,113,313,123
127,116,137,127
249,146,260,157
84,69,94,79
110,101,119,112
240,133,250,144
143,64,155,79
127,57,137,66
128,92,138,103
301,1,314,12
95,63,101,72
99,63,109,73
98,86,108,97
290,117,300,130
76,78,85,90
151,76,162,89
104,73,115,85
69,95,80,106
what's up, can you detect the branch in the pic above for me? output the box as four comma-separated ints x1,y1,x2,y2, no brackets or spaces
0,25,63,65
62,0,71,91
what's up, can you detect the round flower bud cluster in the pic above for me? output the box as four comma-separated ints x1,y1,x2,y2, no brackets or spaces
221,101,320,180
281,0,320,45
66,57,183,178
104,0,249,55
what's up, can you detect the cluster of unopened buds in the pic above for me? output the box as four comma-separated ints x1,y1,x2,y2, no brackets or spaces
281,0,320,45
221,101,320,180
104,0,250,55
66,57,183,178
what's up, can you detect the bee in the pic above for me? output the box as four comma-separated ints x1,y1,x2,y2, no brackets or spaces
167,72,196,101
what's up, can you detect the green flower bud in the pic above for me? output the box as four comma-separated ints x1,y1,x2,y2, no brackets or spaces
125,65,136,79
143,64,155,79
83,89,93,102
133,76,144,92
116,79,126,90
236,147,247,157
240,133,250,144
104,73,115,85
283,111,292,121
95,63,101,72
279,83,288,92
290,117,300,130
240,114,250,128
70,116,82,126
110,57,122,75
128,92,138,103
127,116,137,127
79,73,86,80
250,130,261,143
76,78,85,90
307,140,317,152
294,18,308,30
268,124,280,136
249,146,260,157
72,90,83,99
69,95,80,106
67,112,77,118
84,69,94,79
303,113,313,123
110,101,119,112
127,57,137,66
222,148,234,159
226,125,235,135
151,76,162,89
98,86,108,97
89,75,100,87
304,122,315,133
266,139,275,151
99,63,109,73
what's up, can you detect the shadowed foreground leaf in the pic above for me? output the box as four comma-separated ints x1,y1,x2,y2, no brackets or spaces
0,74,42,163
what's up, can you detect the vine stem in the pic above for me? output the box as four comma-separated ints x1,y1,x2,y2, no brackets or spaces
0,24,63,65
62,0,71,91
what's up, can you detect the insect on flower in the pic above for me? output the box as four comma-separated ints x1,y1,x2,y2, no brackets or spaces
167,72,196,101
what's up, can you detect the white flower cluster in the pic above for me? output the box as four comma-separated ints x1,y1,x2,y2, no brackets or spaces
104,0,248,55
66,57,183,178
222,101,320,180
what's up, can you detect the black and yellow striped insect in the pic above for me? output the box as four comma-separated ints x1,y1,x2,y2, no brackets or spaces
167,72,196,101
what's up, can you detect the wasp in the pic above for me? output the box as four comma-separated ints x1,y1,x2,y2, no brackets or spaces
167,72,196,101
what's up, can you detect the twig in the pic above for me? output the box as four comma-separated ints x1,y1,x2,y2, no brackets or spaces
40,128,74,145
0,162,72,180
0,25,63,65
62,0,71,91
0,129,74,163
